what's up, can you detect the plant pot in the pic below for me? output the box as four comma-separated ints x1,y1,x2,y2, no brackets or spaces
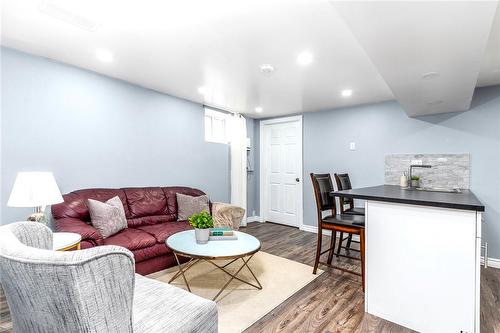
195,228,210,244
411,180,419,188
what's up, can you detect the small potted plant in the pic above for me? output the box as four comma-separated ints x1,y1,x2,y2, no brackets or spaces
189,210,214,244
411,175,420,188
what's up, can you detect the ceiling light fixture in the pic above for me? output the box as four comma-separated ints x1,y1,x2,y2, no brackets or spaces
297,51,313,66
198,87,207,95
95,49,113,62
341,89,353,97
260,64,274,74
422,72,440,79
255,107,263,113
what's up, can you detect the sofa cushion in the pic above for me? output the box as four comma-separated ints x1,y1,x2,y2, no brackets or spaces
88,196,128,239
124,188,167,218
132,244,171,263
137,221,191,244
52,189,130,221
103,228,156,251
127,214,177,228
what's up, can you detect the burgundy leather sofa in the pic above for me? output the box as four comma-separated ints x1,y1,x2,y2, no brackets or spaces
52,186,205,275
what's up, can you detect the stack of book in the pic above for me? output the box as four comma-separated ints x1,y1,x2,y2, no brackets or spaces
208,227,237,241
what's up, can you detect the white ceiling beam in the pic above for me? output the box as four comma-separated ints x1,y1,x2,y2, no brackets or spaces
332,1,499,117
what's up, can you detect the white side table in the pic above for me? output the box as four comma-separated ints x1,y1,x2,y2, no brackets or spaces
53,232,81,251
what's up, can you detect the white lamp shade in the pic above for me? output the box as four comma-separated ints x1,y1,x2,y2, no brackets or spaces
7,172,64,207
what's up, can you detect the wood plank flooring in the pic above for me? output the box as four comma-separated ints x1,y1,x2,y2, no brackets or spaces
242,222,500,333
1,222,499,332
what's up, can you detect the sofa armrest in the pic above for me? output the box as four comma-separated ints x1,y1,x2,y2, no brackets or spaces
54,217,103,245
9,222,53,250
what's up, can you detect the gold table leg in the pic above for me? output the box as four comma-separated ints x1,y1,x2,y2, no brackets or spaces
169,252,262,301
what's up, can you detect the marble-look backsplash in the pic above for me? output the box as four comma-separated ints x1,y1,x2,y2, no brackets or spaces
385,153,470,189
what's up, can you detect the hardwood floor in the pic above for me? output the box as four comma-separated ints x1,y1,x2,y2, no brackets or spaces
1,222,499,332
242,222,500,333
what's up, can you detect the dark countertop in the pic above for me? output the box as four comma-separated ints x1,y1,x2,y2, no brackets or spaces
331,185,485,212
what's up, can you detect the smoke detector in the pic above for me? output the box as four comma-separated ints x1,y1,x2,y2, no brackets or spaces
260,64,275,74
422,72,440,80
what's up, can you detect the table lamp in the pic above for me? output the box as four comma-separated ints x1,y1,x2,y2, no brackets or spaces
7,172,64,224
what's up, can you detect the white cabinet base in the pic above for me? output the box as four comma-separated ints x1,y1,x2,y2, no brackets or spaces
365,201,481,333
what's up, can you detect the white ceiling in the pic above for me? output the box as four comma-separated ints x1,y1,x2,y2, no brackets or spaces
1,0,499,118
332,1,499,117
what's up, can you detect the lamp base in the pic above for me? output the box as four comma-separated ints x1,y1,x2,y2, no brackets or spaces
27,210,49,225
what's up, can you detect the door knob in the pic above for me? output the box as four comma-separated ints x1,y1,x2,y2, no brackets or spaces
296,178,300,182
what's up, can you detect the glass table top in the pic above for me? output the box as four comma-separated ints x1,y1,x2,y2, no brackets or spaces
166,230,260,258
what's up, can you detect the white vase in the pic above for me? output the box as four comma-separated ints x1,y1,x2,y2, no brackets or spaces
195,228,210,244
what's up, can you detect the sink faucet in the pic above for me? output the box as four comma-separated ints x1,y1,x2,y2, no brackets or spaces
408,164,432,189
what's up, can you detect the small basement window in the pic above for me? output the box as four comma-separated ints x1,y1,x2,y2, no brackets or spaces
204,108,229,144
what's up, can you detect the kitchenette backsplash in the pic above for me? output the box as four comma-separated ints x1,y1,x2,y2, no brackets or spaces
385,153,470,189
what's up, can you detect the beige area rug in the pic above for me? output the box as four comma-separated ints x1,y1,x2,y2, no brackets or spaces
148,251,323,333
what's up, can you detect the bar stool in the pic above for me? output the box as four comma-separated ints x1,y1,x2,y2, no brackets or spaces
334,173,365,216
310,173,366,291
334,173,365,253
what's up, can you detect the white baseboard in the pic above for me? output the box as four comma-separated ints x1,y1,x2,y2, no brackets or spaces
300,225,500,269
247,216,263,223
481,256,500,269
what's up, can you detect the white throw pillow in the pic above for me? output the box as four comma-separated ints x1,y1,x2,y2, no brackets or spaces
87,196,128,239
176,193,209,221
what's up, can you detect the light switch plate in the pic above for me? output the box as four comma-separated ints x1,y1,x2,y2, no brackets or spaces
350,142,356,151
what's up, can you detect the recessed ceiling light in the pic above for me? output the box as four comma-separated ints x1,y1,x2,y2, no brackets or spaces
260,64,274,74
95,49,113,62
422,72,440,79
297,51,313,66
255,107,263,113
198,87,207,95
341,89,353,97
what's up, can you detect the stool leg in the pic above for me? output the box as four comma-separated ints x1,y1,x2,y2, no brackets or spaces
346,234,352,250
327,229,337,264
313,224,323,274
360,228,366,292
336,232,344,256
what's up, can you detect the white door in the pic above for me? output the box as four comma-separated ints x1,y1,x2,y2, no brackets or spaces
260,116,302,227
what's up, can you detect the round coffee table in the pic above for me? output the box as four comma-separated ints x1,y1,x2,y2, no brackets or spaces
166,230,262,301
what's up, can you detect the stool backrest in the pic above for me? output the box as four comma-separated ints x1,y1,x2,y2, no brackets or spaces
310,173,337,217
334,173,354,212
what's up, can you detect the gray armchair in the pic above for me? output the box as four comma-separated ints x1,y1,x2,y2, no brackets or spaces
0,222,217,333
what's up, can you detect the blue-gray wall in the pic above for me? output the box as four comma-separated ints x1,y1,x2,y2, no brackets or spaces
1,47,231,225
302,85,500,258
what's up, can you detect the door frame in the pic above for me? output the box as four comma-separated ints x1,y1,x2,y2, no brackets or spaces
259,115,303,229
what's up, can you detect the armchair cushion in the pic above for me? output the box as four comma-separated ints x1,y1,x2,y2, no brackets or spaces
133,274,217,333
